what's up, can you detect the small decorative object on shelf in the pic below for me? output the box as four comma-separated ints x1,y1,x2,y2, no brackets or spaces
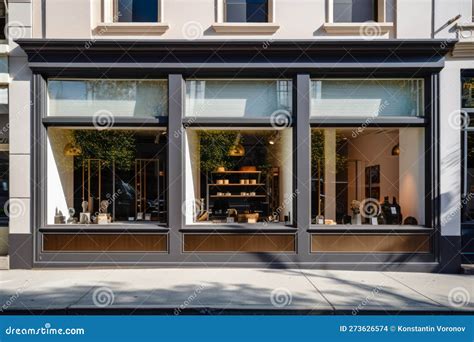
67,208,77,224
392,197,403,224
97,200,110,225
145,213,152,221
223,179,229,184
351,200,362,225
216,179,224,185
79,200,90,224
250,179,257,185
216,166,226,172
54,207,66,224
136,212,144,220
316,214,325,225
240,166,257,172
403,216,418,225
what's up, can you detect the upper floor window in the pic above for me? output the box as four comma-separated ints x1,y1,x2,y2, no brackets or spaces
115,0,159,22
225,0,268,23
333,0,377,23
0,2,6,40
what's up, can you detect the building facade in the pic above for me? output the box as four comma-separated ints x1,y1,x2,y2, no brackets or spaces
3,0,474,272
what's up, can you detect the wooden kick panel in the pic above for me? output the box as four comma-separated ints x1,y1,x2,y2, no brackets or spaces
183,234,296,253
43,233,168,252
311,234,431,253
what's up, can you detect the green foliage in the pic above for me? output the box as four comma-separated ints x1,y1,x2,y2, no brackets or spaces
311,130,347,174
199,131,239,172
72,130,136,171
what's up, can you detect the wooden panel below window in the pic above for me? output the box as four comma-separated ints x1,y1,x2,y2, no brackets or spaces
43,233,168,253
183,234,296,253
311,234,431,253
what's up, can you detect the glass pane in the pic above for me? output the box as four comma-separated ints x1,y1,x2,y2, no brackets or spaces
462,77,474,109
117,0,158,22
184,129,293,226
311,128,425,226
47,128,167,225
186,80,292,118
311,79,424,117
226,0,268,23
333,0,376,23
48,80,168,118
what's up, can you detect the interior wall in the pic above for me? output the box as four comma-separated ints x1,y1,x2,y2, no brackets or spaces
47,129,74,224
347,130,399,209
399,128,425,225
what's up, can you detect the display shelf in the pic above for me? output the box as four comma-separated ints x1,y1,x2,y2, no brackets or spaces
208,183,265,186
211,171,262,174
210,195,266,198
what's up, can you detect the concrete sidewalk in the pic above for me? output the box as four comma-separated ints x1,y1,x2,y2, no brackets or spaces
0,268,472,314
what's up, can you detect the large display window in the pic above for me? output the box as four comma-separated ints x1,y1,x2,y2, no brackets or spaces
46,128,167,225
311,127,425,226
184,129,293,225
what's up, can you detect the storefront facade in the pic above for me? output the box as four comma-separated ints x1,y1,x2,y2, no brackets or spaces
6,38,455,272
5,0,471,273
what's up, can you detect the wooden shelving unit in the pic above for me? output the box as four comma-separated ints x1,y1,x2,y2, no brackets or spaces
206,170,267,216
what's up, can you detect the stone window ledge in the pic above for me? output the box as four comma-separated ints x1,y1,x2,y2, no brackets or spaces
323,22,393,35
212,23,279,34
93,23,169,35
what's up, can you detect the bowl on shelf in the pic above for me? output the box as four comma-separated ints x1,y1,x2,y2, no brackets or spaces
216,179,224,185
216,166,226,172
240,166,257,172
249,179,257,184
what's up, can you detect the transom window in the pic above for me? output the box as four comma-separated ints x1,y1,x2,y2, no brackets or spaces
225,0,269,23
333,0,378,23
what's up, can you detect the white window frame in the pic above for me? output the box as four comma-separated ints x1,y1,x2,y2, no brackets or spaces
96,0,168,35
103,0,164,23
324,0,393,35
328,0,386,23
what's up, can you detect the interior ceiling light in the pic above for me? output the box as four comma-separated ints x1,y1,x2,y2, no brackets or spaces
64,143,82,156
229,133,245,156
391,144,400,156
